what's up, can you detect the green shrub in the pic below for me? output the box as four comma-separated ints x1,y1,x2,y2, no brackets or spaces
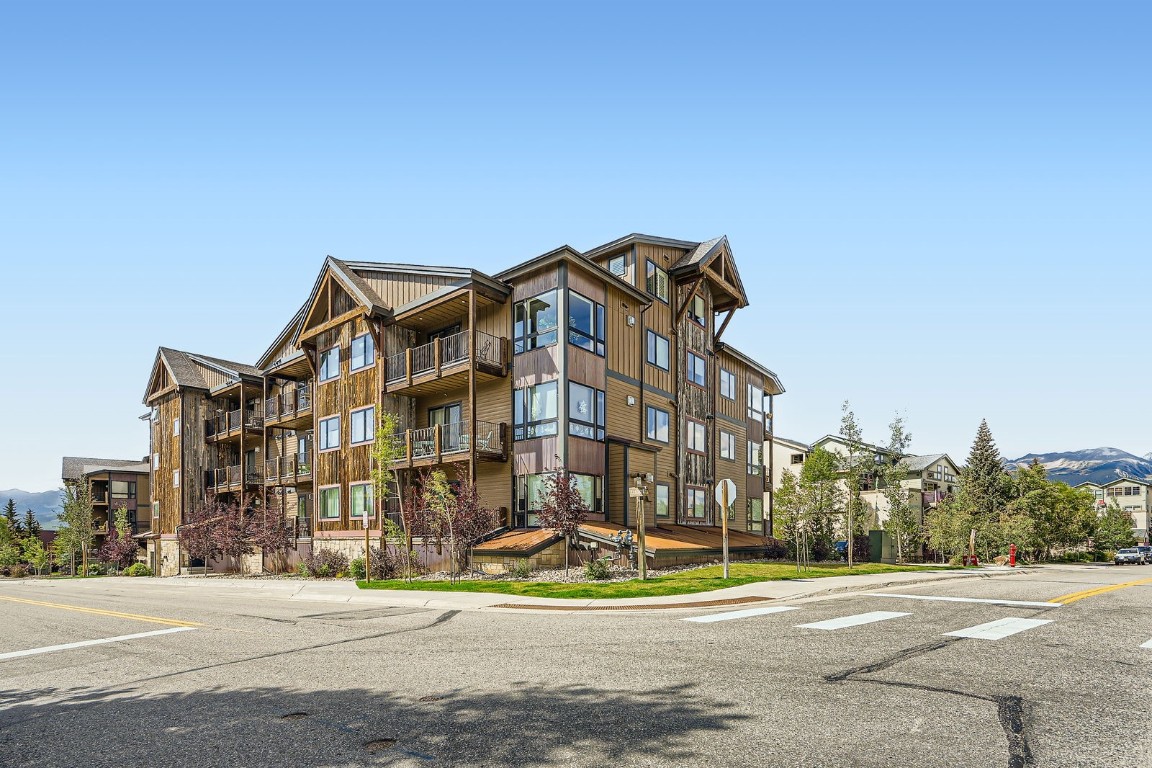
84,563,106,576
123,563,153,577
8,564,28,579
584,558,611,581
349,557,366,581
510,559,532,579
301,550,349,578
762,537,788,560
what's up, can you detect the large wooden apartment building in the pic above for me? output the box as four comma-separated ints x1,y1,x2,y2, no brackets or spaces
142,234,783,575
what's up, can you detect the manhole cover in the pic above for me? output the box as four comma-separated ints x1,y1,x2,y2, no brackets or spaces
364,739,397,752
281,712,309,721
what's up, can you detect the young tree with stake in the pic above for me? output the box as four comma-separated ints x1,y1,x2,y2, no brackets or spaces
536,457,589,574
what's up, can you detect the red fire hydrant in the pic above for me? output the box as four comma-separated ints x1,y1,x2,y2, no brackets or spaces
1009,543,1017,568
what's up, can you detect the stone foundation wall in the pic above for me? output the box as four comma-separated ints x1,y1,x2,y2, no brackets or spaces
159,539,181,577
473,540,568,575
313,537,369,562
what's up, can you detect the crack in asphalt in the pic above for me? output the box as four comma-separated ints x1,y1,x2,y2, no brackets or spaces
825,639,1035,767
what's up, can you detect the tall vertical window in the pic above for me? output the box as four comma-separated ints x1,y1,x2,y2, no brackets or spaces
720,369,736,400
515,474,549,527
646,260,669,302
514,381,558,440
173,418,180,436
719,430,736,460
686,487,707,519
514,289,559,354
569,382,605,441
686,352,706,386
655,483,670,518
350,406,375,445
687,294,706,326
320,346,341,381
646,406,669,443
686,419,706,453
571,474,604,514
350,334,375,372
319,486,340,520
152,452,160,470
172,470,180,488
749,498,764,533
748,384,764,420
646,330,670,371
747,441,763,476
350,482,373,521
319,415,341,451
568,292,606,356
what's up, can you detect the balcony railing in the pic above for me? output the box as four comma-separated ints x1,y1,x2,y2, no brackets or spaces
206,464,262,491
390,420,506,465
264,452,313,483
265,384,313,424
385,330,507,387
206,405,264,438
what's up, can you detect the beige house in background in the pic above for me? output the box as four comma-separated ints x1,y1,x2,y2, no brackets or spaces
1077,478,1151,544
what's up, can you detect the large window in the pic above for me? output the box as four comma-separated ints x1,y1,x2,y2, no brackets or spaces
748,384,764,420
514,381,558,440
646,406,669,443
655,483,670,518
719,430,736,460
687,294,706,326
646,260,669,303
515,473,548,527
686,351,706,386
319,415,340,451
320,346,340,382
686,419,706,453
686,487,707,519
350,406,374,445
514,289,559,354
747,441,763,476
569,382,605,441
571,474,603,514
568,292,605,356
749,497,764,533
350,333,375,372
646,330,670,371
110,481,136,499
350,482,373,521
319,486,340,520
720,369,736,400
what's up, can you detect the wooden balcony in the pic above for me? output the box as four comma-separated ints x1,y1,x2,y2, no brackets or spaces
205,464,263,494
264,453,314,485
391,420,507,468
383,330,508,397
265,384,313,429
206,406,264,442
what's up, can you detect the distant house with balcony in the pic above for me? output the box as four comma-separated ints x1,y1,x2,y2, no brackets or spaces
61,456,151,553
1076,478,1151,544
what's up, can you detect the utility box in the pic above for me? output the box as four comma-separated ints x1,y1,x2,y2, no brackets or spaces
869,529,896,564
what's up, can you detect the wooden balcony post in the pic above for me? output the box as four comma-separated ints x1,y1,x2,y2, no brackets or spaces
405,430,413,467
434,424,442,463
433,337,441,374
405,347,413,388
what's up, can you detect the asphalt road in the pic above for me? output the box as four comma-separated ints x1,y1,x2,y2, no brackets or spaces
0,565,1148,767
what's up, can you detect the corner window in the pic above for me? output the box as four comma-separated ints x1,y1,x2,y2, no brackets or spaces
720,430,736,460
350,406,375,445
569,382,605,441
608,255,626,276
686,487,707,519
720,369,736,400
747,441,763,476
349,482,374,521
514,289,559,354
646,330,670,371
515,473,549,527
655,483,670,518
320,346,340,382
514,381,558,440
319,486,340,520
687,295,706,326
571,473,603,513
350,334,375,372
646,260,669,303
646,406,669,443
319,415,341,451
687,419,706,453
687,352,706,386
568,291,605,356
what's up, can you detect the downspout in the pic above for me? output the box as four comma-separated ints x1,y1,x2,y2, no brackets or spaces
767,393,775,537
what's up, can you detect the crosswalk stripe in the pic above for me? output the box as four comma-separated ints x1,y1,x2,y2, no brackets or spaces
864,592,1060,608
0,627,196,661
945,617,1052,640
1141,638,1152,649
796,611,910,631
683,606,800,623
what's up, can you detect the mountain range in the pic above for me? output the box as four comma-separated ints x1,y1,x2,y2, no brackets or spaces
1005,448,1152,487
1,489,62,529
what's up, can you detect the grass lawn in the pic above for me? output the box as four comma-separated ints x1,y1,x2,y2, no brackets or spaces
356,562,954,600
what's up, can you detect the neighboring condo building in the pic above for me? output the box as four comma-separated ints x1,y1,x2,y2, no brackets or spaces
1075,478,1151,544
61,456,151,555
142,234,784,575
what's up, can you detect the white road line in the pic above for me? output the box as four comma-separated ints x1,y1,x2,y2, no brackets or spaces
945,618,1052,641
1141,638,1152,649
0,627,196,661
864,593,1061,608
683,606,800,623
796,611,910,631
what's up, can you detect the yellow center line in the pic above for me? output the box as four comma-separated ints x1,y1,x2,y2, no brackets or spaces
0,595,202,627
1050,577,1152,605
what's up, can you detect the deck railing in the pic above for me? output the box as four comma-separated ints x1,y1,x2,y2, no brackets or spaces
390,420,505,464
385,330,507,385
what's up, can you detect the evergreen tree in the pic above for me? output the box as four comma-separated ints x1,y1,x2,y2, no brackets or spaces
22,510,41,541
963,419,1010,519
3,499,23,536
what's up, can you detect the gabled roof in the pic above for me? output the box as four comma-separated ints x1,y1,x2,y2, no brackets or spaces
901,453,957,472
495,245,653,304
143,347,260,403
715,342,784,395
772,436,810,452
62,456,149,482
1101,476,1152,488
669,235,748,311
582,233,700,261
811,434,895,457
257,303,308,371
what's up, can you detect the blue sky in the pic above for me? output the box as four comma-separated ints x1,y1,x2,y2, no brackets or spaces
1,0,1149,491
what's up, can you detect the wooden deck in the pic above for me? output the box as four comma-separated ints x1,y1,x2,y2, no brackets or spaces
473,528,560,555
578,521,767,553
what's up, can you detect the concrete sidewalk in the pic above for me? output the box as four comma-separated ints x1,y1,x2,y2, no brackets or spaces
15,566,1025,613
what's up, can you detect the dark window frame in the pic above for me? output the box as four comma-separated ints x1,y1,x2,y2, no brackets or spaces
514,289,560,355
646,330,670,371
569,381,606,441
513,381,559,441
646,405,670,443
568,291,606,357
350,333,375,373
